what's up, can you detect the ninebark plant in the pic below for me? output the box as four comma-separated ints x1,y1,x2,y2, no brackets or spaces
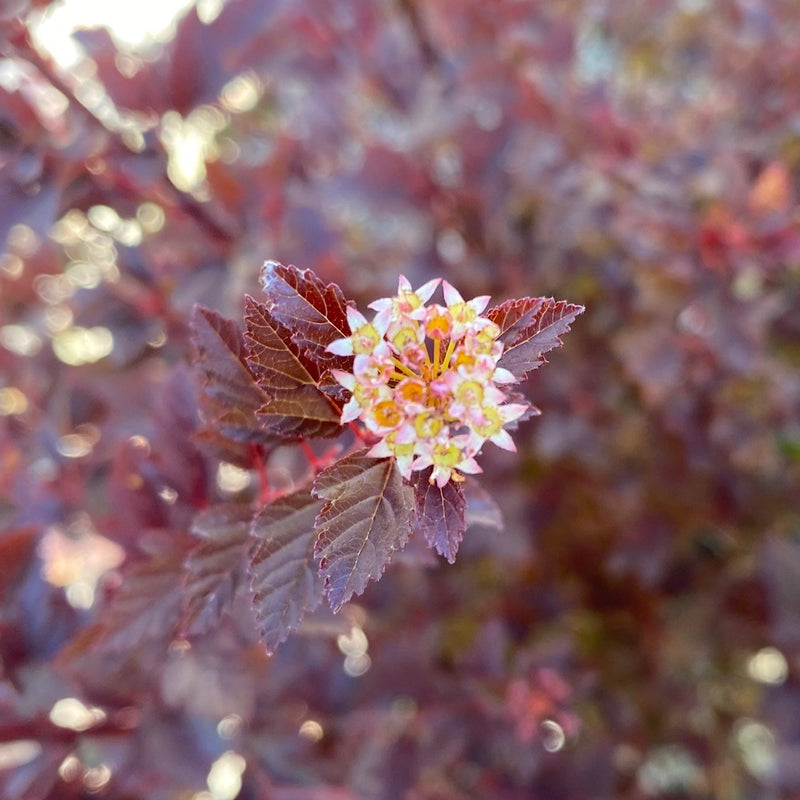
192,261,583,652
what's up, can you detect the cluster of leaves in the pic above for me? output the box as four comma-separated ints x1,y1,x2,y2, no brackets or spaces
194,260,582,645
2,0,800,798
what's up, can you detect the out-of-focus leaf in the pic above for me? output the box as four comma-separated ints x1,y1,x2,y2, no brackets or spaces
191,305,276,448
244,295,343,438
249,489,324,653
488,297,584,379
258,261,353,382
463,479,504,531
313,451,413,612
413,469,467,564
181,504,253,634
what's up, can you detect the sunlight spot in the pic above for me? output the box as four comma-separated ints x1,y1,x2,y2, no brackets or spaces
337,626,368,657
159,485,178,504
298,719,324,742
32,0,198,66
87,204,120,233
66,260,102,289
734,719,776,780
0,740,41,770
637,745,704,796
1,324,42,357
49,698,106,731
113,219,143,246
541,719,566,752
7,223,39,256
436,228,467,265
1,253,24,279
338,625,371,677
0,387,29,416
216,462,251,494
83,764,112,792
56,432,94,458
66,580,95,609
45,305,75,333
137,202,166,233
40,518,125,609
207,751,246,800
34,273,74,304
747,647,787,685
343,653,371,677
221,73,262,113
52,326,114,365
217,714,243,740
58,753,82,782
128,434,151,453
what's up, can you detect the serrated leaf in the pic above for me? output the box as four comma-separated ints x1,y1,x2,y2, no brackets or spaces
488,297,584,379
259,261,354,380
413,469,467,564
244,295,343,438
191,305,276,447
181,504,253,635
312,451,413,612
249,490,325,653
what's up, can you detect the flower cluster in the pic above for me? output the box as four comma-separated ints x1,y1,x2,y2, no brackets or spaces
327,277,530,487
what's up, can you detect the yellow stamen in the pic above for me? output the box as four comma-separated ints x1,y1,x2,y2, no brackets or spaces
433,338,441,372
392,359,419,379
440,338,457,374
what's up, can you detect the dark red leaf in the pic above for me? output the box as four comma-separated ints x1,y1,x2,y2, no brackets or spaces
413,469,467,564
249,489,325,654
258,261,354,383
244,295,343,438
488,297,584,379
191,305,276,448
312,451,413,612
181,504,253,635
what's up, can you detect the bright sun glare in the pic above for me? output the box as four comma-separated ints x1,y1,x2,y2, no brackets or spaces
33,0,211,65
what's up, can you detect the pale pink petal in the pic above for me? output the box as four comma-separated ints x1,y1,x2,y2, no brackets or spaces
340,399,363,423
397,275,413,293
416,277,441,303
489,429,516,452
367,297,392,312
345,306,369,331
330,369,356,390
367,440,393,458
326,337,354,356
467,295,490,315
442,280,464,307
500,403,531,423
492,367,518,384
457,456,483,475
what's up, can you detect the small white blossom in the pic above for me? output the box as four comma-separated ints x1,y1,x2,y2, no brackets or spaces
326,276,531,486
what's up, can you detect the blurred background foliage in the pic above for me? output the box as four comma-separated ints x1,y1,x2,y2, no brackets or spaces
1,0,800,798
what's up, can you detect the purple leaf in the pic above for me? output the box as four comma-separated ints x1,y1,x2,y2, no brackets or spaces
249,490,325,654
181,504,253,635
244,295,343,438
191,305,276,447
488,297,584,380
312,451,414,612
259,261,354,383
413,469,467,563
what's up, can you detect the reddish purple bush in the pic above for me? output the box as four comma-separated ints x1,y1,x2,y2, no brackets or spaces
1,1,800,798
